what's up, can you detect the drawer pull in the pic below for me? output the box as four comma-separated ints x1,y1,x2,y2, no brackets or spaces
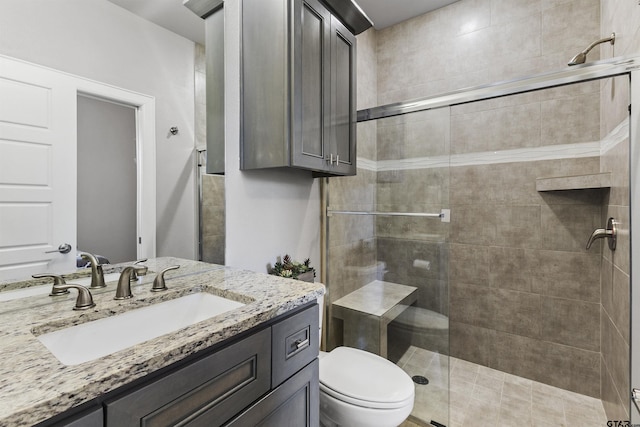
294,338,310,349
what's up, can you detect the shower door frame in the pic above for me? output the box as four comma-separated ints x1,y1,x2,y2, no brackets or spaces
354,54,640,421
357,55,639,122
631,67,640,423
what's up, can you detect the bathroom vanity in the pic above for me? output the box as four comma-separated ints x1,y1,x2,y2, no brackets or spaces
0,258,323,426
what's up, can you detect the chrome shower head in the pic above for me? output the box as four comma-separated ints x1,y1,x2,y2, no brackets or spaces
568,33,615,66
568,51,587,66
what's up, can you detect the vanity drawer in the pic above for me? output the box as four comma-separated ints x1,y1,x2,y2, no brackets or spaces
104,328,271,427
271,304,319,388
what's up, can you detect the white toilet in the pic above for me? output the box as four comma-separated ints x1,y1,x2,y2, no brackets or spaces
317,294,415,427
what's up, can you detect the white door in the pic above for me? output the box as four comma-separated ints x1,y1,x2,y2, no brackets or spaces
0,56,77,280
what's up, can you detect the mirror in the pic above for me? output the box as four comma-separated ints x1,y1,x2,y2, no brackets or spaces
0,1,203,285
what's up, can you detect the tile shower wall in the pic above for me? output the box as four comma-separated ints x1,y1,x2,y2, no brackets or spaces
448,89,605,396
201,174,225,265
599,1,640,420
375,0,606,397
376,0,601,105
326,29,378,350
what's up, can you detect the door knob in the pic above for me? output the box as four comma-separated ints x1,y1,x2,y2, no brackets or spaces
586,217,617,250
45,243,72,254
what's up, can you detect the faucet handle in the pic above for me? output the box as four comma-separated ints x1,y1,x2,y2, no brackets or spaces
32,274,70,296
129,264,149,281
152,265,180,292
52,284,96,310
586,217,617,250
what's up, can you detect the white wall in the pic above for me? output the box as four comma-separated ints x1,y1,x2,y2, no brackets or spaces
223,0,321,274
0,0,198,260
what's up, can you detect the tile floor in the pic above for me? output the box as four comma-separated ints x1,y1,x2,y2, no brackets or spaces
397,346,609,427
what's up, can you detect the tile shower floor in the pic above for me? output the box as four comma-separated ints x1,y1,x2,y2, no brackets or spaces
397,346,608,427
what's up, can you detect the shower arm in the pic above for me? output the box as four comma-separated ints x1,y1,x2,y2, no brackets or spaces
568,33,615,66
581,33,615,56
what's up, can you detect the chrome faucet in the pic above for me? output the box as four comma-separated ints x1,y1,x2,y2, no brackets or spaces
79,252,107,288
586,217,617,250
52,284,96,310
114,266,136,300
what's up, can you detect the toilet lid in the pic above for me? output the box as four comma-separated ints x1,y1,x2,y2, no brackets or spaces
319,347,414,409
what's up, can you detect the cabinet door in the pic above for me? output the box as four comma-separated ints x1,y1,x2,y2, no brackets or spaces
329,15,357,176
241,0,289,170
104,328,271,427
205,5,225,174
291,0,331,172
225,359,319,427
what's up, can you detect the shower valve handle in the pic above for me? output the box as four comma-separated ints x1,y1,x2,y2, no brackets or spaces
586,217,617,250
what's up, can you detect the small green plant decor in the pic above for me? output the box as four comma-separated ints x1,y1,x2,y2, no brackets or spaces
269,254,315,282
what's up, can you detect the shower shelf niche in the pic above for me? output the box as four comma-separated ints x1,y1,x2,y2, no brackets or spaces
536,172,611,192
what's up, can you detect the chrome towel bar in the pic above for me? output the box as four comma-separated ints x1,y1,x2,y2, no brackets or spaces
327,208,450,223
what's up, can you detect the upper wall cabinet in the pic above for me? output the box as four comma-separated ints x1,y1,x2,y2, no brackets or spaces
184,0,225,174
242,0,358,176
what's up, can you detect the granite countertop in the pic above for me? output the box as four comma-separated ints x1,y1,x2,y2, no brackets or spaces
0,257,324,426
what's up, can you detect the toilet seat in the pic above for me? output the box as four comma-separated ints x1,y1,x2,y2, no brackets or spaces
319,347,414,410
320,382,414,410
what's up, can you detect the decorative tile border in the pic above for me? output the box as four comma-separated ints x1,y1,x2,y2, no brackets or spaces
357,118,628,172
600,117,629,155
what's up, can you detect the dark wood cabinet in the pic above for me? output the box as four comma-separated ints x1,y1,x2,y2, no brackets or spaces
242,0,357,176
42,303,320,427
103,305,318,427
104,328,272,427
184,0,367,176
204,5,225,175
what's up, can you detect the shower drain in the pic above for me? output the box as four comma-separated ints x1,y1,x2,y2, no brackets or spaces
411,375,429,385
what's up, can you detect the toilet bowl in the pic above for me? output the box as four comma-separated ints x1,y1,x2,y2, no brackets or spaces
318,347,415,427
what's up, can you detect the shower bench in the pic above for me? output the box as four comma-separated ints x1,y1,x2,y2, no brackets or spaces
331,280,417,358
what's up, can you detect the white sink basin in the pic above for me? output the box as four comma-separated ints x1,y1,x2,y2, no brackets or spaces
0,273,121,302
37,292,245,365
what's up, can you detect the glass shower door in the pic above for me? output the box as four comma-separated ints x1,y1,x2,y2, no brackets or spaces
324,106,452,426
